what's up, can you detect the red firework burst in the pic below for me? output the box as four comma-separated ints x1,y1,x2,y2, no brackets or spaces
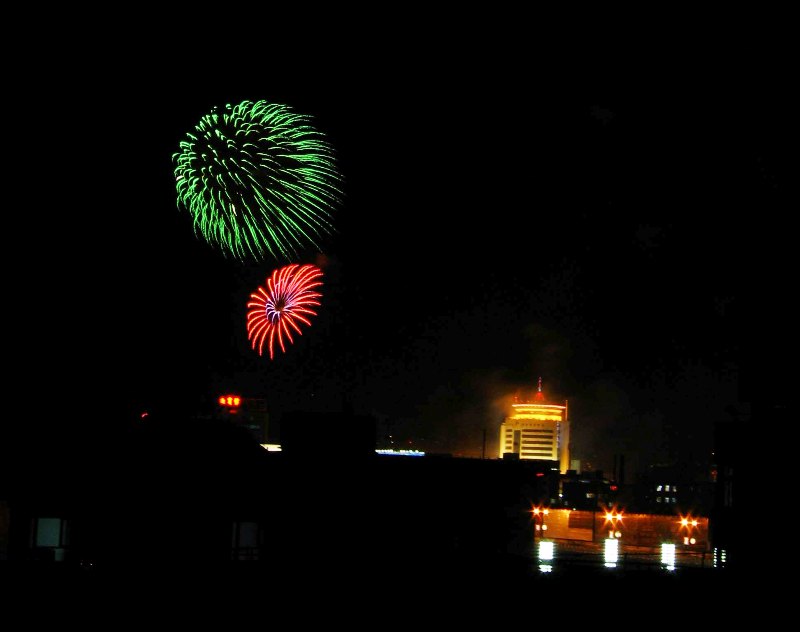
246,263,323,359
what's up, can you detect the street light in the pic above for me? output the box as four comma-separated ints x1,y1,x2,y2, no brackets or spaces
531,505,553,572
679,515,699,546
603,509,623,539
532,506,549,536
601,508,623,568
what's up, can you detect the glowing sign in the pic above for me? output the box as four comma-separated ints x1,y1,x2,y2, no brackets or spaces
219,395,242,407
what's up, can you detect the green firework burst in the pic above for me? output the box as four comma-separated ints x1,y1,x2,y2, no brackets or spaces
173,100,342,261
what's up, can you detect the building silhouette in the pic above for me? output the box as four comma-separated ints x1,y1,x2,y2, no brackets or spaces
213,394,270,444
0,387,736,589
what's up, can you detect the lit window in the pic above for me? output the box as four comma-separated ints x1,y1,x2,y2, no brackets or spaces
656,485,662,492
35,518,67,548
665,485,670,492
656,497,662,503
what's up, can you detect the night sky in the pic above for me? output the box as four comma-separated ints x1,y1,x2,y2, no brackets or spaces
7,50,787,483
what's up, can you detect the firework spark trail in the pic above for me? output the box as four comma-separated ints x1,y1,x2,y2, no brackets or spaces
174,100,342,262
246,263,323,359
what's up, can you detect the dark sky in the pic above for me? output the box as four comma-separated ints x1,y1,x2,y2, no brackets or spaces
7,49,788,480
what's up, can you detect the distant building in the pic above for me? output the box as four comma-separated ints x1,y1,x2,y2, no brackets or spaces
214,394,269,444
709,418,738,571
622,461,714,517
558,470,620,511
280,409,377,460
499,378,570,473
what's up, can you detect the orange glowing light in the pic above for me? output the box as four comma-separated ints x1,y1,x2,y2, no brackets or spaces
604,510,623,523
219,395,242,407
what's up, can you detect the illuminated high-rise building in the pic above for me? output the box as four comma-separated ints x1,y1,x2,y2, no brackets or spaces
499,378,570,473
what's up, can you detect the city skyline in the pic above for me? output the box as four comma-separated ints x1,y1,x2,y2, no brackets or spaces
7,58,782,485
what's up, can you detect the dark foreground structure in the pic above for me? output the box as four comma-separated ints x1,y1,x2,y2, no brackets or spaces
2,409,737,602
